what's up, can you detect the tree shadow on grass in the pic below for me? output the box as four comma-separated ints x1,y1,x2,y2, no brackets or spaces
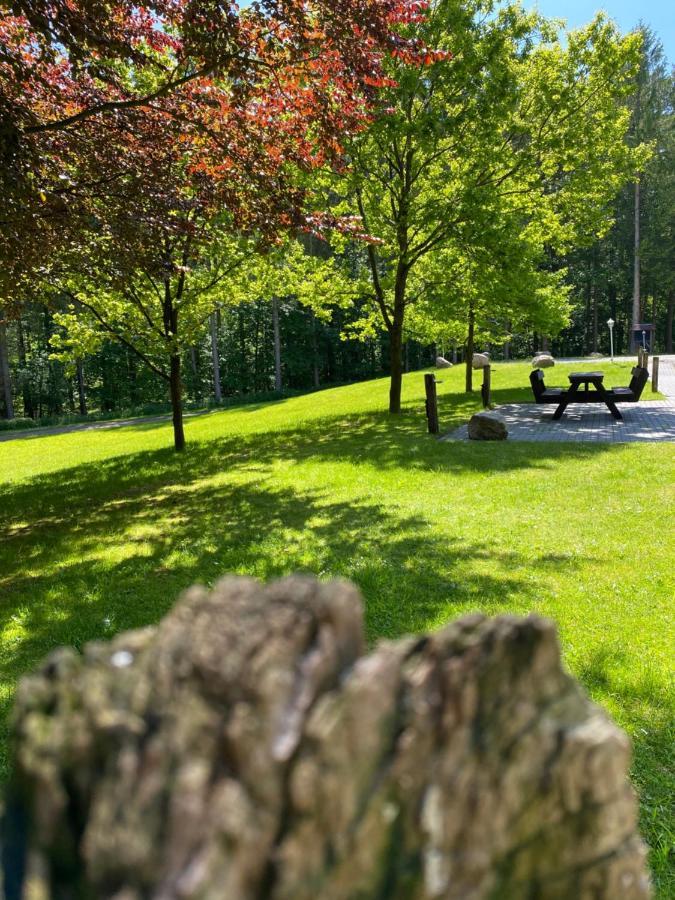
0,411,669,890
0,419,603,776
202,402,620,474
0,401,640,780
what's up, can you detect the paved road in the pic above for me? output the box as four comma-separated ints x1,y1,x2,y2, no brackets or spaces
0,409,210,443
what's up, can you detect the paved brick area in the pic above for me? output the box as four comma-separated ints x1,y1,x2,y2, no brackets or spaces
444,356,675,444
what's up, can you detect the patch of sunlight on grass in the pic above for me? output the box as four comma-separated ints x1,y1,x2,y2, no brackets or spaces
0,360,673,895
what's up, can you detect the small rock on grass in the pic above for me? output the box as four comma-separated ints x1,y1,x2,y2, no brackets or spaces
468,411,508,440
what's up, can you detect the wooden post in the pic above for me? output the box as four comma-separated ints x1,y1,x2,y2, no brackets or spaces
424,374,439,435
651,356,659,393
642,350,649,372
481,365,491,409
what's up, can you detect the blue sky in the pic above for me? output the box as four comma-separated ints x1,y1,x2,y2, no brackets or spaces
238,0,673,64
524,0,674,63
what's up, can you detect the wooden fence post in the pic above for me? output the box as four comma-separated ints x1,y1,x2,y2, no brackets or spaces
424,374,439,435
652,356,659,393
481,365,492,408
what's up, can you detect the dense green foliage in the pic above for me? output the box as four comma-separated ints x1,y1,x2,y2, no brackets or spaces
331,1,648,407
0,361,673,893
558,27,674,358
1,9,672,429
0,296,440,426
1,0,672,891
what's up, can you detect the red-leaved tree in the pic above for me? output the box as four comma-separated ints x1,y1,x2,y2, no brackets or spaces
1,0,433,446
1,0,432,291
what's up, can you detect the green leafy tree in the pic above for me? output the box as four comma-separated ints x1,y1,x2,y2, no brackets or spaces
332,0,647,410
558,29,673,357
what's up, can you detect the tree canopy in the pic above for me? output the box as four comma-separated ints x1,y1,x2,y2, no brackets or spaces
326,0,648,409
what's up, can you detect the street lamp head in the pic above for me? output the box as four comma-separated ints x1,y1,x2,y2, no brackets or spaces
607,318,614,327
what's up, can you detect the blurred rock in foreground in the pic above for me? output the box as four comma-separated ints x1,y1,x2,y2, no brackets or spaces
2,576,650,899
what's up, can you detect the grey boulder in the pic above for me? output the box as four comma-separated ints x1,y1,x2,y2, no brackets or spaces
468,411,508,440
532,354,555,369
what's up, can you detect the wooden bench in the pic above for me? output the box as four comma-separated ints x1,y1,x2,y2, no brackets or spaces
607,366,649,403
530,366,650,422
529,369,565,404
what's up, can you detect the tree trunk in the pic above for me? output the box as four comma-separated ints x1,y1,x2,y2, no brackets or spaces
632,179,641,345
190,347,200,401
388,322,403,413
666,290,674,353
253,303,261,392
465,306,475,393
0,318,14,419
311,311,320,389
388,266,408,414
210,313,222,403
17,316,33,418
3,576,650,900
67,378,75,414
272,297,282,392
238,307,247,394
169,353,185,452
127,350,139,407
76,360,87,416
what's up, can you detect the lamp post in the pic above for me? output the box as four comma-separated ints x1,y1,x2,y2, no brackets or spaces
607,318,615,362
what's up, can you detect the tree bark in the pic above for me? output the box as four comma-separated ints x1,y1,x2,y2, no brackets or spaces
632,179,641,346
388,322,403,413
311,311,320,389
190,347,200,401
272,296,282,392
465,305,475,393
252,303,260,391
17,316,33,418
0,318,15,419
238,307,247,393
388,266,408,414
666,290,674,353
3,576,651,900
591,246,599,353
210,312,222,403
163,279,185,452
76,360,87,415
169,353,185,452
128,350,139,407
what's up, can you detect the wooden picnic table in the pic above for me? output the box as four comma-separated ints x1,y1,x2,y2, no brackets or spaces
553,371,623,421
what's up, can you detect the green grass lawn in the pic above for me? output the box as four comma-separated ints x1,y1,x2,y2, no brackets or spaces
1,359,673,893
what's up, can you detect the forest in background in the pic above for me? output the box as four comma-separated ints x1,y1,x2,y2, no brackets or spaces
0,17,672,428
